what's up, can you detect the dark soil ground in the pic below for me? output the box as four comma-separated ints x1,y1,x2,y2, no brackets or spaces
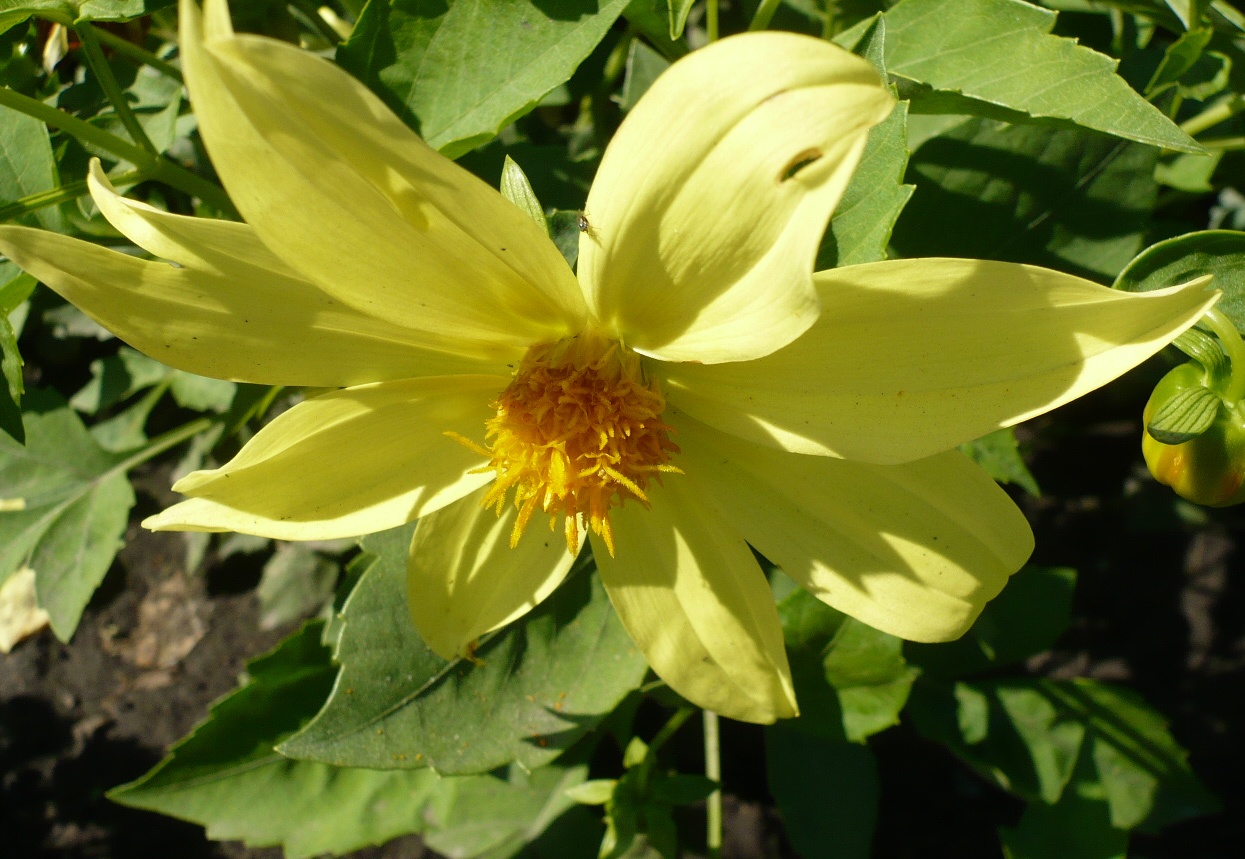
2,360,1242,859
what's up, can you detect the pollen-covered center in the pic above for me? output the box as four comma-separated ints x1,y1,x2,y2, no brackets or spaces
450,330,680,556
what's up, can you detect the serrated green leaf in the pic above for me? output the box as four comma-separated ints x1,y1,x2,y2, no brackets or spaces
764,722,878,859
1115,230,1245,334
819,100,914,268
908,566,1076,678
778,589,917,743
0,389,135,639
279,525,648,774
500,155,548,231
109,621,515,859
0,0,174,23
999,755,1128,859
895,119,1158,280
881,0,1199,151
1147,383,1221,443
961,428,1041,497
337,0,631,157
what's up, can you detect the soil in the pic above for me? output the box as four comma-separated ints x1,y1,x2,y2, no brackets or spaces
2,363,1243,859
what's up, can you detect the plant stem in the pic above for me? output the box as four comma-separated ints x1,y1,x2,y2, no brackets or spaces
703,709,722,859
1199,136,1245,151
115,416,215,473
1180,95,1245,137
706,0,719,41
749,0,782,30
91,25,183,82
290,0,344,45
76,21,160,157
635,705,696,793
0,168,144,223
1203,308,1245,402
0,87,234,214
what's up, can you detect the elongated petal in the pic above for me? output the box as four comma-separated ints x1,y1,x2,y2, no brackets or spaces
406,485,580,659
664,260,1218,464
578,32,893,364
592,476,796,723
0,222,501,385
676,412,1033,642
181,0,585,356
144,376,504,539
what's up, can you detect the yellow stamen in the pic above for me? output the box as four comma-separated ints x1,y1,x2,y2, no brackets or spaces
453,330,680,556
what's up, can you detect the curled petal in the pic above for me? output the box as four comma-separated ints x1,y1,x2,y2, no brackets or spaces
181,0,585,357
593,476,797,724
578,31,893,364
664,259,1218,464
676,413,1033,642
406,485,580,660
144,376,504,540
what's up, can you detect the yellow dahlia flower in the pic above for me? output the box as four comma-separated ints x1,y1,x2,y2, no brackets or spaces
0,0,1215,723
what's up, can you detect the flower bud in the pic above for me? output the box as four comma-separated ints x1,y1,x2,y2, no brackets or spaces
1142,362,1245,507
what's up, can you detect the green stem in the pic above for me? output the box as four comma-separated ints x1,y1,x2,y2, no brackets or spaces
0,168,144,223
115,416,215,473
748,0,782,30
1180,95,1245,137
706,0,719,41
0,87,235,214
1203,307,1245,402
636,706,696,792
1198,136,1245,151
822,0,839,38
91,25,183,82
76,21,159,157
703,710,722,859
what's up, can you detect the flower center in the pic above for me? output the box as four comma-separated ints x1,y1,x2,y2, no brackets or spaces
450,330,680,556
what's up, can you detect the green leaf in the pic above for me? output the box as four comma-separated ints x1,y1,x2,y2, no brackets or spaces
337,0,631,158
257,543,339,630
279,525,648,774
880,0,1200,151
1155,151,1221,193
666,0,693,39
1114,231,1245,334
0,102,65,232
819,101,914,268
764,721,879,859
647,773,717,805
0,389,135,639
778,589,918,743
1000,756,1129,859
1147,27,1213,95
0,313,21,443
894,119,1158,281
908,566,1077,678
500,155,548,231
70,346,235,417
111,621,455,859
616,38,668,112
1146,383,1221,444
0,0,175,23
961,428,1041,497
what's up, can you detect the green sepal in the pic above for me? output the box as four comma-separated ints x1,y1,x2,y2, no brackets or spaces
1174,326,1228,377
1147,382,1222,444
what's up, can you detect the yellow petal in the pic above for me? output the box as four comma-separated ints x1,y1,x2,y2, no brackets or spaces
578,32,893,364
406,484,579,659
676,412,1033,642
144,376,504,540
181,0,585,355
0,223,499,385
592,476,797,724
664,259,1218,464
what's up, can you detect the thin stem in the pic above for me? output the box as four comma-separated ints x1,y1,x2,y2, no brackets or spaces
647,706,695,759
91,26,183,82
748,0,782,30
76,21,160,157
1180,95,1245,137
822,0,839,38
706,0,719,42
1203,307,1245,402
703,710,722,859
0,168,143,222
0,87,235,214
1198,136,1245,151
115,416,215,472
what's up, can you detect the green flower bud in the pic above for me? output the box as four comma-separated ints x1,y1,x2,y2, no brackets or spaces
1143,362,1245,507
